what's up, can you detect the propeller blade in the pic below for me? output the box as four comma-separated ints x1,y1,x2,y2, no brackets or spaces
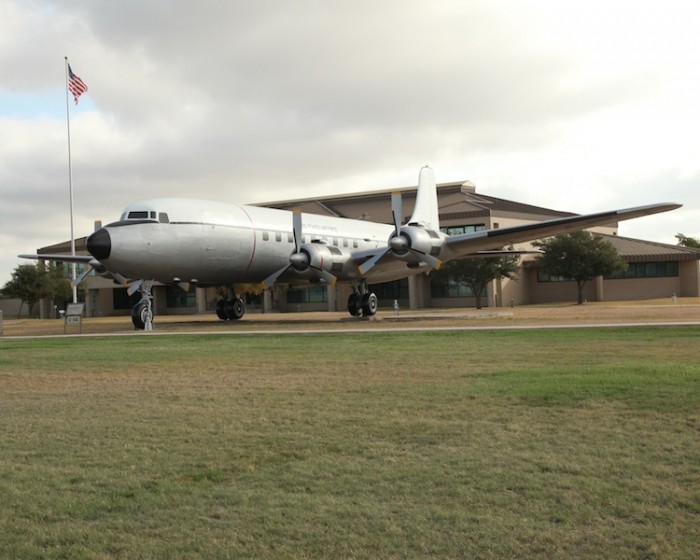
127,280,143,297
292,209,302,253
309,266,337,286
391,192,403,234
263,210,306,289
71,266,92,287
410,249,442,269
358,249,389,276
111,272,128,285
263,264,292,289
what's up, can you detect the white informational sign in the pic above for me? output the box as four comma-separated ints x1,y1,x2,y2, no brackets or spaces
64,302,85,334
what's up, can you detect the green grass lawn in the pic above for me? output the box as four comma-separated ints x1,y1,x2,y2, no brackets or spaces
1,328,699,559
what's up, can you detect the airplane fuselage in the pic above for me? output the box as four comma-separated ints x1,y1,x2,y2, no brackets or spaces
88,198,419,286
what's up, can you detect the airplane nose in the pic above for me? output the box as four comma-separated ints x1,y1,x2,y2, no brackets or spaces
87,228,111,260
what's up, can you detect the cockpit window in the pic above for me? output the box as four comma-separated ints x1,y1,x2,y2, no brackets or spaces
158,212,169,223
126,210,159,220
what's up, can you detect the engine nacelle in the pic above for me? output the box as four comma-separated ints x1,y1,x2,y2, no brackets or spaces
390,225,443,260
296,242,352,275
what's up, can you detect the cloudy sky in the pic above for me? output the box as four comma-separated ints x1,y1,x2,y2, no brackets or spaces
2,0,699,286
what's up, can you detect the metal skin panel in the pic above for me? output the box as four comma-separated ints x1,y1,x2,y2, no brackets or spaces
96,199,404,286
94,198,682,287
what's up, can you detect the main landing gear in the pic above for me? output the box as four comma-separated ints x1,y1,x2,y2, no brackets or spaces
216,290,246,321
347,284,378,318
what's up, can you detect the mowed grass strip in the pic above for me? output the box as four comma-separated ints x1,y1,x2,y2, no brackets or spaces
0,328,698,559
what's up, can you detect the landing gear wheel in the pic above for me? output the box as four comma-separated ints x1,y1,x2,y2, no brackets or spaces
227,298,245,320
216,299,228,320
361,292,378,316
131,300,154,330
216,297,246,321
348,293,360,317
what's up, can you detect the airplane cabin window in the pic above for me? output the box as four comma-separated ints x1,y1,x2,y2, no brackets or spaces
275,232,282,242
287,233,293,243
262,231,269,241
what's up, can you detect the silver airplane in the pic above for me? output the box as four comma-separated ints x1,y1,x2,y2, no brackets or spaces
21,166,680,329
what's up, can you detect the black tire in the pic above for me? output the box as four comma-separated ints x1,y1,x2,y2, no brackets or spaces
131,301,153,330
348,293,360,316
216,299,228,320
228,298,246,320
361,292,378,316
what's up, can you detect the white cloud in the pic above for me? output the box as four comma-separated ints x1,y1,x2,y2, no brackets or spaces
2,0,699,286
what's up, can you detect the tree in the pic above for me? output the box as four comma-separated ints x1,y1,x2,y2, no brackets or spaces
1,263,73,317
2,264,45,316
534,231,627,305
676,233,700,248
432,253,520,309
45,265,74,304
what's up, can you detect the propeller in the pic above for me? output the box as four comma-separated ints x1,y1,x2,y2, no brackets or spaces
358,190,442,276
127,279,143,297
391,191,402,235
263,210,337,288
71,261,128,288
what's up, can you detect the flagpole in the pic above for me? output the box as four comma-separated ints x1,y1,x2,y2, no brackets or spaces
64,56,78,304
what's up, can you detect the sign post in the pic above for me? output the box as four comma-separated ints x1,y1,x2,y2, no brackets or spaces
64,302,85,334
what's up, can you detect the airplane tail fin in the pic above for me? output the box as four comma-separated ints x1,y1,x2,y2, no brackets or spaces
408,166,440,230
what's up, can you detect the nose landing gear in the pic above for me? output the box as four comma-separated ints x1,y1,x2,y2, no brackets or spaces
131,280,154,330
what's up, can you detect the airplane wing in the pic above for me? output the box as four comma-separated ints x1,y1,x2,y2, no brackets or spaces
441,203,681,259
18,253,128,286
19,253,97,264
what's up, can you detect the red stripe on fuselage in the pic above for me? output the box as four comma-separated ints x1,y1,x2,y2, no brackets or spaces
239,205,257,272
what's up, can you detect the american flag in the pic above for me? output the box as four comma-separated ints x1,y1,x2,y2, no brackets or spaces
67,63,88,105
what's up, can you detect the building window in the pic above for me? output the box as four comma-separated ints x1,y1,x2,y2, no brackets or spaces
430,276,474,298
370,279,409,301
606,261,679,279
166,286,196,308
287,285,328,304
537,272,572,282
441,224,486,236
113,288,141,310
538,261,680,282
